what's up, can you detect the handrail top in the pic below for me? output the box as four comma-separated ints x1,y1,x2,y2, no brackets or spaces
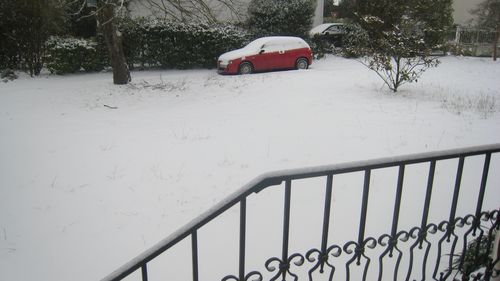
102,143,500,281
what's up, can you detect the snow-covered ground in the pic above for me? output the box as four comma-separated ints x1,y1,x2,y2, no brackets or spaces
0,56,499,281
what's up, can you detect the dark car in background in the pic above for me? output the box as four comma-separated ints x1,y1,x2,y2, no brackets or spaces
309,23,346,47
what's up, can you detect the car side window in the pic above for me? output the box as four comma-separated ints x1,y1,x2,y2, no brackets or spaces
262,42,283,53
326,25,342,34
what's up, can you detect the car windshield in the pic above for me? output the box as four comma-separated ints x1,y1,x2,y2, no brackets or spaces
243,38,269,52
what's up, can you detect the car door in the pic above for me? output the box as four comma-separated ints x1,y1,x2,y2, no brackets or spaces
274,43,291,69
281,41,302,68
257,42,282,71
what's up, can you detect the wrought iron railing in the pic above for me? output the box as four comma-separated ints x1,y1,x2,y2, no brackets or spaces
102,144,500,281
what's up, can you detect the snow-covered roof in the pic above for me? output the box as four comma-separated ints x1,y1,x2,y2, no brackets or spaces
245,36,309,50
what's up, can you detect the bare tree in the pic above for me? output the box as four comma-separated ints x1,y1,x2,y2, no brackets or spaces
71,0,130,84
136,0,243,23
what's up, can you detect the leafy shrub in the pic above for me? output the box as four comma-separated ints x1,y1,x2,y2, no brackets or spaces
247,0,315,37
119,18,251,69
307,35,337,59
340,23,370,58
45,36,107,74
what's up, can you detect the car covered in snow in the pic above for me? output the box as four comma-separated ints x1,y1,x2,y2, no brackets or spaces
309,23,345,47
309,23,345,36
217,36,313,75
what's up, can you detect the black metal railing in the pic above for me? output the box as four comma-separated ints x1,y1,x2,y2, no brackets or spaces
102,144,500,281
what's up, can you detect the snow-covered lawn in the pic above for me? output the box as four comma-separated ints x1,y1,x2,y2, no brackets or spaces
0,56,499,281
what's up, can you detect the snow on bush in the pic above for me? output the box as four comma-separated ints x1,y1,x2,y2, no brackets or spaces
44,20,251,74
120,18,251,69
247,0,315,37
45,36,107,74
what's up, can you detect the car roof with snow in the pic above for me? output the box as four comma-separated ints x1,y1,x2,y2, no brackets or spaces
218,36,310,61
309,23,345,36
245,36,310,51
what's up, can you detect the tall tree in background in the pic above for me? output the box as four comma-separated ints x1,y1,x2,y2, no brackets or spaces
471,0,500,29
71,0,130,84
94,0,130,84
345,0,453,92
471,0,500,60
0,0,65,75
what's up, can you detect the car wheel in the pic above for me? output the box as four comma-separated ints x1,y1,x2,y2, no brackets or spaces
239,62,253,75
296,58,308,70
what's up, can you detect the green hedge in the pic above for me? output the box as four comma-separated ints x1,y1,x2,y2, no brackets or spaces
120,18,251,69
45,36,107,74
44,19,251,74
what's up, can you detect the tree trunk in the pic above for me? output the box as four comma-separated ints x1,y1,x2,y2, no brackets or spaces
97,2,130,85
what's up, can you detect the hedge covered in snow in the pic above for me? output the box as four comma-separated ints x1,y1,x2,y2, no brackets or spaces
44,19,251,74
120,18,251,69
45,36,107,74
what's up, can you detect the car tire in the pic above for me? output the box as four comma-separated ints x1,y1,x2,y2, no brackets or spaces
239,62,253,75
296,58,308,70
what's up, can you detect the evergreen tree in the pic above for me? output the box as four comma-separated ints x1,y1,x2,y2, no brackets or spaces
247,0,315,37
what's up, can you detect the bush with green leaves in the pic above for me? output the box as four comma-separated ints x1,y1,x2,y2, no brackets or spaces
247,0,315,37
45,37,107,74
120,18,251,69
344,0,453,92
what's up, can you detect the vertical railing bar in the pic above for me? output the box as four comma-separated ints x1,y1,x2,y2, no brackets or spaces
449,156,465,223
239,199,247,280
358,169,371,245
414,160,436,281
470,153,492,277
405,161,436,281
192,231,199,281
432,156,465,280
141,264,148,281
475,153,491,218
282,180,292,280
391,164,405,237
421,160,436,229
321,174,334,253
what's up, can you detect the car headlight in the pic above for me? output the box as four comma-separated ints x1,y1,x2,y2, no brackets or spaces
219,60,231,68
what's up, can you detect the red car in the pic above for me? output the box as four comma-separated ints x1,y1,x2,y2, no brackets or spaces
217,36,313,75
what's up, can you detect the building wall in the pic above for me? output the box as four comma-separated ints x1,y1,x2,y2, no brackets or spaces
128,0,325,27
129,0,482,27
313,0,325,26
127,0,247,22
